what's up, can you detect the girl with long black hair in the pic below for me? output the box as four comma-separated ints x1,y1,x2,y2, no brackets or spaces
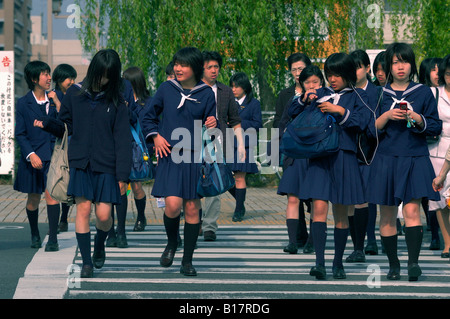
35,49,132,278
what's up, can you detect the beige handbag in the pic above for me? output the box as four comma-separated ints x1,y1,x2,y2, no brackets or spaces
46,123,73,204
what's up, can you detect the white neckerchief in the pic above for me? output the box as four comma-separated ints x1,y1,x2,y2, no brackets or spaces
316,87,352,105
384,83,422,111
169,79,208,109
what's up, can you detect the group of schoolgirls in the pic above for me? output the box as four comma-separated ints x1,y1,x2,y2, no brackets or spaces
279,42,443,282
16,46,262,278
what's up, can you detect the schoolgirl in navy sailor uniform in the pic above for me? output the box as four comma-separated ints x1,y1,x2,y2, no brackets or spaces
345,50,380,262
122,66,153,234
35,49,132,278
366,43,442,281
278,64,324,254
14,61,61,251
142,47,217,276
228,72,262,222
47,63,77,233
289,53,372,280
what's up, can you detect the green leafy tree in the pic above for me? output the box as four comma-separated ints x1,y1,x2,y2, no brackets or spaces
76,0,390,111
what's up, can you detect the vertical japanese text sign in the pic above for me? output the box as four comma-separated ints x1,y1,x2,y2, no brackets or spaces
0,51,15,175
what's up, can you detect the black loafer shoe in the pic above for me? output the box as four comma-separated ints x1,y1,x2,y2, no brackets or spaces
387,266,401,280
116,234,128,248
332,266,346,279
310,265,326,280
364,241,379,255
160,247,176,267
45,241,59,252
345,250,366,263
80,264,93,278
133,219,146,232
303,242,315,254
106,234,117,247
441,251,449,258
203,231,216,241
92,249,106,269
58,222,68,232
408,263,422,281
180,263,197,276
232,211,242,222
30,236,42,249
283,243,298,254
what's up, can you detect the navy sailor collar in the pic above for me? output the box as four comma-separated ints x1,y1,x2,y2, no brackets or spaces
168,79,210,109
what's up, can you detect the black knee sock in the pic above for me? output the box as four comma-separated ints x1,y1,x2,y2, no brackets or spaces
134,196,146,222
26,208,40,238
47,204,60,243
286,219,299,245
95,228,109,251
164,214,180,250
354,207,369,251
312,222,327,266
348,215,355,247
366,203,377,242
60,203,69,223
428,211,440,242
381,234,399,268
228,186,236,199
108,207,116,237
116,194,128,235
76,232,92,266
296,202,308,243
404,226,423,265
182,222,200,265
333,227,349,268
235,188,246,212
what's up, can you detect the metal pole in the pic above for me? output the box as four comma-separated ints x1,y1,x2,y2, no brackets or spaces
47,0,53,72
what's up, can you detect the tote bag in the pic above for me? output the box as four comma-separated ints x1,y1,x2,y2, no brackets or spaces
197,127,235,197
47,123,73,204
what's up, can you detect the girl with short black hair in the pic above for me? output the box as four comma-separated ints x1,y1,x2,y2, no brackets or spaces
278,64,324,254
367,43,442,281
47,63,78,233
228,72,262,222
290,52,372,280
15,60,61,251
142,47,217,276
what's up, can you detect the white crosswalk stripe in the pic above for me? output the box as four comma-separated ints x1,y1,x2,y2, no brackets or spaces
65,225,450,299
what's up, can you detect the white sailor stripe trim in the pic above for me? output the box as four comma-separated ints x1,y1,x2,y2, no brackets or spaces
339,109,350,125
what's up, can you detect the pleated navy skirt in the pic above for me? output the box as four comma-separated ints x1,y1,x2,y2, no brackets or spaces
277,158,308,198
151,150,201,200
366,153,440,206
299,149,366,205
13,158,50,194
67,165,121,204
230,147,259,174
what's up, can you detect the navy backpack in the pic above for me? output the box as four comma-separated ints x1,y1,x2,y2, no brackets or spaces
280,105,340,159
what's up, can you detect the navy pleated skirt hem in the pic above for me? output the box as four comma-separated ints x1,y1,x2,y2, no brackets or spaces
13,158,50,195
151,152,201,200
366,153,440,206
68,166,121,204
299,150,366,205
230,147,259,174
277,158,308,197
